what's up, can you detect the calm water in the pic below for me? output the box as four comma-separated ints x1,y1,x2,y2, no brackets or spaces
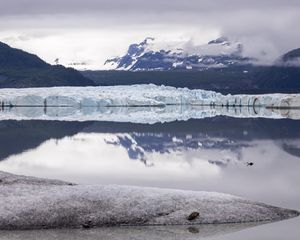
0,116,299,239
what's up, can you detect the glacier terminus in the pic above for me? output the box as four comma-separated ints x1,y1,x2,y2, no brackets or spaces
0,84,300,122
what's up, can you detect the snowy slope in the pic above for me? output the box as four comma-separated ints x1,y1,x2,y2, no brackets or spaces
0,171,298,230
104,37,254,71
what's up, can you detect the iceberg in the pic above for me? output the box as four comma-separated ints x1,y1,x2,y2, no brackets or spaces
0,171,298,230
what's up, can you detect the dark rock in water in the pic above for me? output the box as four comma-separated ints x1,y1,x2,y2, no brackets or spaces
188,226,200,234
187,212,200,221
82,220,93,229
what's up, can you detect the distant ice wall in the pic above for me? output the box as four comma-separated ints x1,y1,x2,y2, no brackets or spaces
0,84,299,108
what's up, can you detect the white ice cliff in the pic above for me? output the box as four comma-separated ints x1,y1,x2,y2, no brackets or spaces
0,85,300,122
1,84,299,108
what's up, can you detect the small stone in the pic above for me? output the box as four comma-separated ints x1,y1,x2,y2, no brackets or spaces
187,212,200,221
157,212,170,217
82,220,93,229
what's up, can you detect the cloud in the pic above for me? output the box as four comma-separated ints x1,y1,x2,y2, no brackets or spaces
1,0,299,16
0,0,299,69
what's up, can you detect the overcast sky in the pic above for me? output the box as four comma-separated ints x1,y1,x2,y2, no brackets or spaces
0,0,299,69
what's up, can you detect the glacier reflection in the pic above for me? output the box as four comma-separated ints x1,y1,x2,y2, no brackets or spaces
0,105,300,123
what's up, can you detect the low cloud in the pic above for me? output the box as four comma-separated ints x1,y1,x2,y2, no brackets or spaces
0,0,299,68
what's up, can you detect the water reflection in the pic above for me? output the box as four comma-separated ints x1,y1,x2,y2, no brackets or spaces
0,222,266,240
1,105,300,123
104,132,250,166
1,117,300,162
0,118,299,210
0,117,299,239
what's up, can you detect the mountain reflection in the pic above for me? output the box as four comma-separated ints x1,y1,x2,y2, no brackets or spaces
0,117,299,217
104,132,250,167
1,117,300,164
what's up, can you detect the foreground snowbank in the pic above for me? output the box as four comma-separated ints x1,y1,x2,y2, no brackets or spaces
0,84,300,108
0,171,298,230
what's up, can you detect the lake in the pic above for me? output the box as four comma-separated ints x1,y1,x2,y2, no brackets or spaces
0,112,299,239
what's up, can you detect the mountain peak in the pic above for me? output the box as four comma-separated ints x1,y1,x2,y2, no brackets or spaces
140,37,155,46
127,38,154,57
208,36,230,45
0,41,95,87
104,37,253,71
0,41,49,69
277,48,300,67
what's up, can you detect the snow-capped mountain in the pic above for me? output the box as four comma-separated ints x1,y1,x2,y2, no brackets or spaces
104,37,255,71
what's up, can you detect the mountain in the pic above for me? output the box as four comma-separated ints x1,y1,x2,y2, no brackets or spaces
0,42,48,69
83,63,300,94
104,37,255,71
0,120,90,161
254,65,300,91
85,118,300,166
276,48,300,67
0,41,95,88
83,44,299,94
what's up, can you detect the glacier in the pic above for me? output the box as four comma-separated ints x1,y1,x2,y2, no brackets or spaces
0,84,299,108
0,171,298,230
0,85,300,122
